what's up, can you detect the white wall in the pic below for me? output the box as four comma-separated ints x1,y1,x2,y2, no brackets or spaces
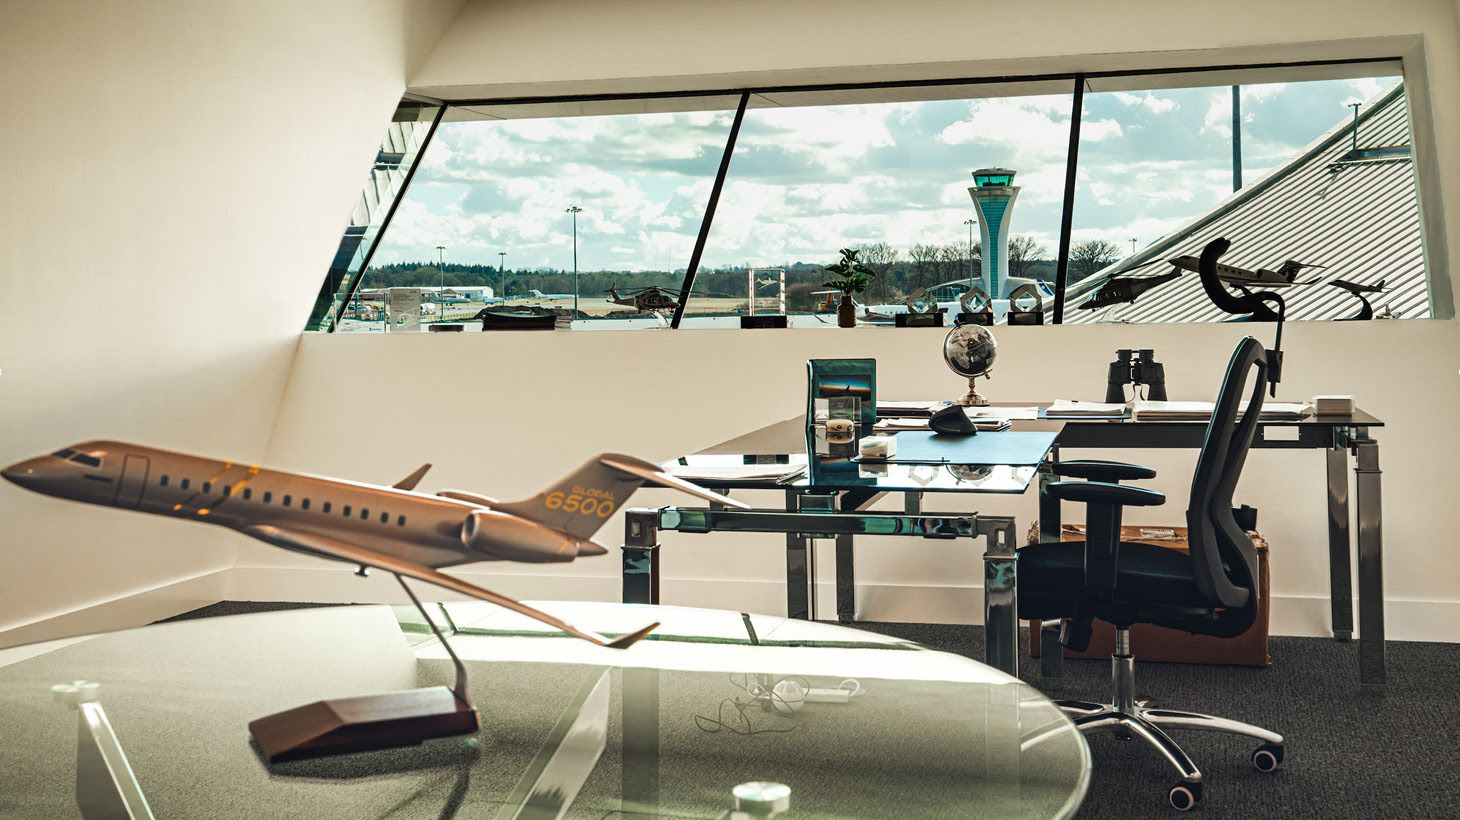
247,0,1460,639
0,0,465,644
256,320,1460,640
11,0,1460,644
248,0,1460,639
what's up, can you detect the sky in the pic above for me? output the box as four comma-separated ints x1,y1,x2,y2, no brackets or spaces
372,75,1401,273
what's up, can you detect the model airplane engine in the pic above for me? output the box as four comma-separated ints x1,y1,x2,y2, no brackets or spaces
459,508,601,563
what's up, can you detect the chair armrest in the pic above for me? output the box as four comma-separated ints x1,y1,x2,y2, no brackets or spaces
1049,460,1156,482
1047,480,1166,507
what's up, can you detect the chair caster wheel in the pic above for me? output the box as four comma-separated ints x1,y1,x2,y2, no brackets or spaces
1168,781,1202,811
1252,743,1284,772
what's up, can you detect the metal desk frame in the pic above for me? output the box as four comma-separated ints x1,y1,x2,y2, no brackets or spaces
1035,416,1385,692
621,491,1023,675
620,409,1385,692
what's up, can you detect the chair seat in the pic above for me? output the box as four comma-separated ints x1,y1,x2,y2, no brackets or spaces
1016,540,1211,621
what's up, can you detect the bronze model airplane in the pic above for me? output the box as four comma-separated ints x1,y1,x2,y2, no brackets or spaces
4,441,748,648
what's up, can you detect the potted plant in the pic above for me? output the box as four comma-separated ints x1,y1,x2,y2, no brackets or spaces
822,247,877,328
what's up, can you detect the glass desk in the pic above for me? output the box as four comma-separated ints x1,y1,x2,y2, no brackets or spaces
650,404,1388,693
0,603,1089,819
628,427,1058,677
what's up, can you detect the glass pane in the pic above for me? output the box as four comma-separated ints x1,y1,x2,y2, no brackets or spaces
684,87,1074,327
344,97,741,332
306,99,442,331
1064,72,1425,323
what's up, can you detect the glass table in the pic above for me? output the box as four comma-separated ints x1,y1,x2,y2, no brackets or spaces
0,602,1089,818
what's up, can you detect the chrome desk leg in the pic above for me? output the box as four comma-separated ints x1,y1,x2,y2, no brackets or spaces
788,492,836,621
1038,447,1061,544
785,531,811,620
622,509,661,605
834,533,855,623
53,681,154,820
1326,443,1354,641
980,516,1020,677
1354,437,1387,693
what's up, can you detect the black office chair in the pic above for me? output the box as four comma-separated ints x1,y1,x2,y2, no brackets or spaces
1019,336,1284,811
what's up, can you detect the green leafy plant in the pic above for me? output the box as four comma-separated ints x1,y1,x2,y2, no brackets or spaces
822,247,877,295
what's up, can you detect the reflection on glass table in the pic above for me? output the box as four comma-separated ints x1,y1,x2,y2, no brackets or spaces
666,452,1041,495
0,602,1088,819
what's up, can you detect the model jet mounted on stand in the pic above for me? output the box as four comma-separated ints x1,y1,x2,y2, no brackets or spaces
4,442,747,761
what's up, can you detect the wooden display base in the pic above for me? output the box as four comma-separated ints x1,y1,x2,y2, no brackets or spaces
740,314,788,329
249,686,480,763
895,309,945,327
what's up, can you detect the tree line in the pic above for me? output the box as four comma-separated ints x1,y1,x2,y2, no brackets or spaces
362,237,1123,309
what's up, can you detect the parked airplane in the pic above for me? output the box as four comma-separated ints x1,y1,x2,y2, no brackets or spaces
3,442,748,648
528,289,575,301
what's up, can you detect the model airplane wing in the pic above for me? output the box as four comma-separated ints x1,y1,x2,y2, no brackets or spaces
241,524,656,649
393,463,432,491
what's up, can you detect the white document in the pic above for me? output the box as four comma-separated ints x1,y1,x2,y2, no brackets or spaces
1044,400,1128,417
1132,400,1313,421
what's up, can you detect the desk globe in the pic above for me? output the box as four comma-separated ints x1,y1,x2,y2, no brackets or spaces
944,324,997,406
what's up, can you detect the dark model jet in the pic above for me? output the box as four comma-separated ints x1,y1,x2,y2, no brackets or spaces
1327,278,1387,320
1078,271,1183,310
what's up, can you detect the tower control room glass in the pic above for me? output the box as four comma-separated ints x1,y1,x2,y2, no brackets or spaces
1062,68,1426,324
682,84,1074,326
331,97,741,333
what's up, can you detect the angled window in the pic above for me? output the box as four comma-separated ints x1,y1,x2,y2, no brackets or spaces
307,99,444,331
686,83,1074,326
1063,67,1426,323
331,97,741,333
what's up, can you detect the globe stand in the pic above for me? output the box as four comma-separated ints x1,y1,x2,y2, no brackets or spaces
957,375,989,407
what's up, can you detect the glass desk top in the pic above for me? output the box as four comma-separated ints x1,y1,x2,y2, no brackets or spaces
0,602,1089,819
666,452,1042,495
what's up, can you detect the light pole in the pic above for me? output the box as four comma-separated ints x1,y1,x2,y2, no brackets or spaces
436,245,446,323
1129,238,1138,256
566,204,583,317
963,218,976,288
498,251,507,300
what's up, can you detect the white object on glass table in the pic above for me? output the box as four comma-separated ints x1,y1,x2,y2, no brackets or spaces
858,435,897,460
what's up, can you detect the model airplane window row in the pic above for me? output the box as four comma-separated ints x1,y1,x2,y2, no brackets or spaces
46,451,414,527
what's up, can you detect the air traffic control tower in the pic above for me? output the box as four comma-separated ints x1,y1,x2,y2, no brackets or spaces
967,168,1020,299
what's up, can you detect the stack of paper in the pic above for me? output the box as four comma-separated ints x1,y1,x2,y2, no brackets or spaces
873,412,1010,433
1131,400,1314,421
1044,400,1128,417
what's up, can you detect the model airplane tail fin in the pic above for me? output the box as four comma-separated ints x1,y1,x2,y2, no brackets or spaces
607,621,659,649
496,453,747,540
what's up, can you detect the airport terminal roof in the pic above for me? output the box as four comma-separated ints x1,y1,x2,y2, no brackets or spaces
1065,84,1429,323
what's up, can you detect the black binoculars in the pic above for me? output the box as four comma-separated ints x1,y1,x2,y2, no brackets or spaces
1105,348,1168,403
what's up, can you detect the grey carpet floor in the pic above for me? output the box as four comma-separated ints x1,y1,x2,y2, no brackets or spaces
165,603,1460,818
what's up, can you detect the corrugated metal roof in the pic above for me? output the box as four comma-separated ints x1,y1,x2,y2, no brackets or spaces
1065,84,1428,323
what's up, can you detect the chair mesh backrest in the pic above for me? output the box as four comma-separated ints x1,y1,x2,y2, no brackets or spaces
1185,336,1267,612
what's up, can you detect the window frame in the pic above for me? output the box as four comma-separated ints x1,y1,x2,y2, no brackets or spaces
323,54,1445,328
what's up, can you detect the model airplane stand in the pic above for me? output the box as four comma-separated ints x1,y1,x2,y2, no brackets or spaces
53,680,156,820
249,576,481,763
